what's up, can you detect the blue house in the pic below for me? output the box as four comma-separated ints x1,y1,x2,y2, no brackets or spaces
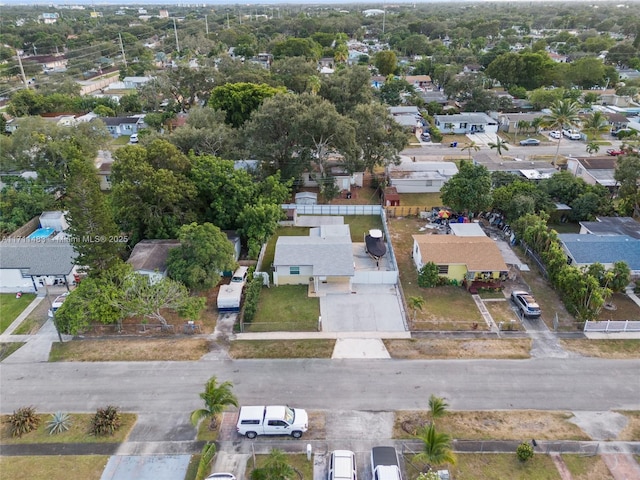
558,234,640,276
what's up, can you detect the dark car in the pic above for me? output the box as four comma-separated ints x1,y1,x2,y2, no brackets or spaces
511,290,541,318
420,131,431,142
519,138,540,146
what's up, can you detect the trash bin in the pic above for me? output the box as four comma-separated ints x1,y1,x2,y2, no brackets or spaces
346,192,352,199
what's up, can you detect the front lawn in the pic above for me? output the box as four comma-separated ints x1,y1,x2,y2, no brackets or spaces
229,339,335,359
0,342,25,361
244,285,319,332
597,293,640,321
437,453,561,480
0,293,36,333
49,338,210,361
0,456,109,480
247,453,313,480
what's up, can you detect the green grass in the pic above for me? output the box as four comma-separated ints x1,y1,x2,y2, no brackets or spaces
245,285,319,332
446,453,561,480
561,454,615,479
11,316,45,335
342,214,383,241
248,453,314,480
0,342,25,361
0,413,136,444
398,192,442,208
229,339,335,359
0,293,36,333
548,222,580,234
184,454,202,480
0,455,109,480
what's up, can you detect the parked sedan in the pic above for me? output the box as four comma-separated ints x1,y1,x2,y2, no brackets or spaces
511,290,541,318
420,131,431,142
519,138,540,146
607,149,625,156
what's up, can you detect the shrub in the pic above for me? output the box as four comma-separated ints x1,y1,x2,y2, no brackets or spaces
46,412,72,435
89,405,121,436
7,406,40,437
418,262,440,288
516,442,534,462
242,275,263,324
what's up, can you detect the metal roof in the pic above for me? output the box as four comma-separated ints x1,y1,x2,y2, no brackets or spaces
558,234,640,270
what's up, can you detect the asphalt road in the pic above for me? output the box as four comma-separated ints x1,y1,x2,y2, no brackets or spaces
1,358,639,414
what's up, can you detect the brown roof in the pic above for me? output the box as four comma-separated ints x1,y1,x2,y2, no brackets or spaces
412,235,508,272
573,157,617,169
127,239,180,272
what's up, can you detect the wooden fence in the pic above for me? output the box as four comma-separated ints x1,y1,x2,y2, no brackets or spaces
384,206,433,218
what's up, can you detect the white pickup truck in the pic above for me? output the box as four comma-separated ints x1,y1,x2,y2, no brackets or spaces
236,405,308,439
562,129,582,140
371,446,402,480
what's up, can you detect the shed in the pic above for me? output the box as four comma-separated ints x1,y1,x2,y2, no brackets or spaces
383,187,400,206
39,211,69,232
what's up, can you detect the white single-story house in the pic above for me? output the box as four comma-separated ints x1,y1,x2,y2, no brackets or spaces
387,161,458,193
434,113,498,135
100,116,146,138
0,239,78,293
273,224,354,290
495,112,545,133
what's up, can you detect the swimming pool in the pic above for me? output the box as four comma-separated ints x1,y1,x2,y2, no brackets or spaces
28,227,55,239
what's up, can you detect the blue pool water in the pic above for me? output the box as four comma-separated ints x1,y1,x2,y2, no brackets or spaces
28,227,55,239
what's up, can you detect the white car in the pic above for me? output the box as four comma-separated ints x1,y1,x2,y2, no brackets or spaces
549,131,561,139
129,133,139,143
562,129,581,140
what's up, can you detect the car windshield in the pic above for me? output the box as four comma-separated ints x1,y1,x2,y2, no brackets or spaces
284,406,295,424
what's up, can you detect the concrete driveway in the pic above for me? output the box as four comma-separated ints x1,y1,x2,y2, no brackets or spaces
320,284,406,333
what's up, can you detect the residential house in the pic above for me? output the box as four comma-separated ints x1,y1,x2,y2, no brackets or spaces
404,75,433,91
495,112,545,134
434,113,498,135
566,156,618,190
38,13,59,24
24,54,67,72
0,239,78,293
273,224,354,291
579,217,640,239
99,116,146,138
601,111,630,131
419,90,449,107
411,234,509,291
295,192,318,205
127,240,181,284
387,161,458,193
388,106,424,130
600,94,634,108
448,223,486,237
557,234,640,276
473,152,556,176
122,77,152,89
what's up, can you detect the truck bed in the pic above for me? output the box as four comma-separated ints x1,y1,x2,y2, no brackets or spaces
371,446,399,468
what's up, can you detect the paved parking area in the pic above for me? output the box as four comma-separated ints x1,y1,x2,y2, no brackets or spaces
100,455,191,480
320,284,406,332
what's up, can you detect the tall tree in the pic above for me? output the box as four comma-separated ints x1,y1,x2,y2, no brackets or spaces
167,222,237,290
190,376,239,430
543,100,581,166
319,66,373,115
209,82,287,128
461,141,480,161
582,111,609,140
488,138,509,156
375,50,398,76
350,103,407,172
440,160,492,214
428,395,449,424
65,158,124,274
614,155,640,217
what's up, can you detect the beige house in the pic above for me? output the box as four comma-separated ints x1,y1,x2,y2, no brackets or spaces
412,235,508,291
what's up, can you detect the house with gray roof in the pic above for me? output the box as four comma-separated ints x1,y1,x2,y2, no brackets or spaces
566,156,618,190
579,217,640,239
99,116,146,138
557,234,640,276
273,224,354,291
127,239,181,284
0,239,78,293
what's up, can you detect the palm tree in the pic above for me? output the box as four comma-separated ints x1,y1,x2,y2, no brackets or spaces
428,394,449,424
531,117,544,134
582,111,610,140
586,141,600,156
515,120,530,141
306,75,322,95
250,449,295,480
415,424,457,470
488,137,509,157
408,296,426,323
190,376,239,429
544,99,581,166
461,141,480,160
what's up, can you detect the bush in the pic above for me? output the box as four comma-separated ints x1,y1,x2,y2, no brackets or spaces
46,412,72,435
516,442,534,462
90,405,121,436
7,406,40,437
242,275,264,324
418,262,440,288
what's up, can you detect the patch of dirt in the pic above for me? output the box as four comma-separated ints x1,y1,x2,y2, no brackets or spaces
50,338,211,361
394,410,591,440
559,339,640,359
383,338,531,359
615,411,640,441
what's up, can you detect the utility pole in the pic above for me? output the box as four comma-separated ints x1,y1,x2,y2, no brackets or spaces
16,49,28,88
382,5,386,35
205,14,209,35
226,13,230,29
118,32,127,67
173,18,180,54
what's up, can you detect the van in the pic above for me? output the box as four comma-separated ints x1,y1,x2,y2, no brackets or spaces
329,450,357,480
231,266,248,284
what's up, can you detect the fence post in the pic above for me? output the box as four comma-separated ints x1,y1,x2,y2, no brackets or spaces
624,320,628,332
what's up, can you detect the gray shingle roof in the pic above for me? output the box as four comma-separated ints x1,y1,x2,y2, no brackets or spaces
580,217,640,239
558,234,640,270
274,236,354,276
127,240,180,272
0,239,77,275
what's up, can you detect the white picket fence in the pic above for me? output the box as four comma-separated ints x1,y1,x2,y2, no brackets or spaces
282,204,382,215
583,320,640,333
